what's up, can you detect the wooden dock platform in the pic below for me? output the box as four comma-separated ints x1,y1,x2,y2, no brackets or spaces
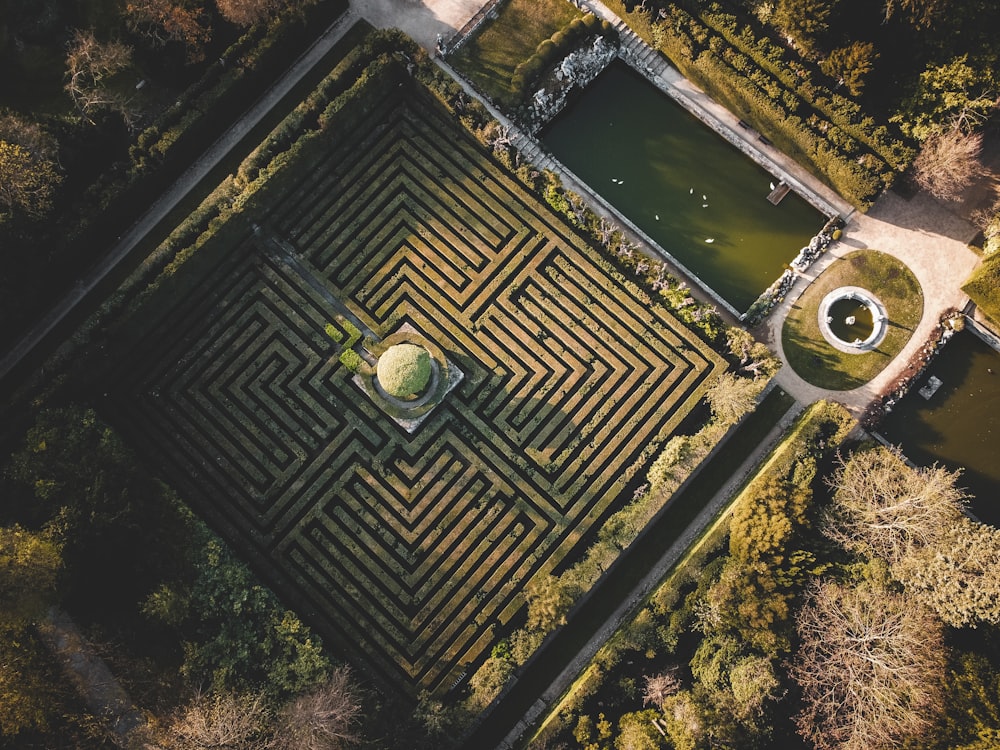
767,182,790,205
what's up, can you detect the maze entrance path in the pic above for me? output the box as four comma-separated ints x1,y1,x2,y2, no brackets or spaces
108,81,725,694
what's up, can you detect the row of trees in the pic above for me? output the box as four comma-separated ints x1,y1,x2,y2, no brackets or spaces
530,420,1000,750
792,446,1000,750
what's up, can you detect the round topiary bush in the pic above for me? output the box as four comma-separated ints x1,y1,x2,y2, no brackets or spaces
377,343,431,399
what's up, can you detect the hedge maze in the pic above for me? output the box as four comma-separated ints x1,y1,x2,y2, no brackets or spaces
109,81,725,694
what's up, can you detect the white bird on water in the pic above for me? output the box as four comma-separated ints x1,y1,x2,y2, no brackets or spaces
702,194,707,200
770,181,775,190
689,188,694,194
702,203,709,208
705,238,715,243
655,214,660,220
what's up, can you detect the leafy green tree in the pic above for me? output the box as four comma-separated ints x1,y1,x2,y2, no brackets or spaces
0,632,60,737
771,0,836,53
660,691,708,750
525,573,579,632
216,0,285,26
144,515,330,698
0,140,61,220
465,651,514,711
0,525,61,631
894,518,1000,628
894,55,998,141
728,655,780,722
882,0,948,27
820,42,878,97
615,709,665,750
932,652,1000,749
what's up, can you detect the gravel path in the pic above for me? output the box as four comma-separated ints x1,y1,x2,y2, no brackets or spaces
765,188,981,414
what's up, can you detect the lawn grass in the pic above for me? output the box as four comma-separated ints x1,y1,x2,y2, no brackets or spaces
450,0,582,105
782,250,923,390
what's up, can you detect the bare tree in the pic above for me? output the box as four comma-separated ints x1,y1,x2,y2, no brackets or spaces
216,0,285,26
271,667,362,750
168,691,271,750
824,446,966,565
642,669,681,710
912,126,993,202
790,579,946,750
64,30,138,128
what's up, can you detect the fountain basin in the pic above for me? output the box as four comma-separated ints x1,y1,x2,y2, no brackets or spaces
818,286,887,353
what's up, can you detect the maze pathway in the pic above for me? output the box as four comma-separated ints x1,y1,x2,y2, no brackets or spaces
109,84,725,693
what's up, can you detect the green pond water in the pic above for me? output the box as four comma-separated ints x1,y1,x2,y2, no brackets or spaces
828,297,874,343
542,61,824,313
879,330,1000,525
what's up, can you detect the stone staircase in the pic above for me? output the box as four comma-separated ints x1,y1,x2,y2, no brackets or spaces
510,131,557,171
611,17,666,78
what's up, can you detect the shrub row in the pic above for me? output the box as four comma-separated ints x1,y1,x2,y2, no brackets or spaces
963,253,1000,326
606,0,913,209
530,400,853,747
510,13,615,102
78,32,412,367
48,0,349,276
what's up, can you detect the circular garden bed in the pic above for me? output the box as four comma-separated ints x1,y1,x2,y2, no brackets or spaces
781,250,923,390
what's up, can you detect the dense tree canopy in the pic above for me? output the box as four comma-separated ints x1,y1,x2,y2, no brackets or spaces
894,55,998,141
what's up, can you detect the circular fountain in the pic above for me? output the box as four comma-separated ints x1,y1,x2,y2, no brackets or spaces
818,286,888,353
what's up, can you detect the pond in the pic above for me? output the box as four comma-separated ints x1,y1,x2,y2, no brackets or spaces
542,61,825,313
828,297,875,343
878,329,1000,525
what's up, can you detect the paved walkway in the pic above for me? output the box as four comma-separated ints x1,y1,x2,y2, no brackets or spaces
37,607,149,743
765,188,981,414
353,0,485,49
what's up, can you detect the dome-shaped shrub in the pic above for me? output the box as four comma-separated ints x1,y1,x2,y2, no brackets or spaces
377,344,431,398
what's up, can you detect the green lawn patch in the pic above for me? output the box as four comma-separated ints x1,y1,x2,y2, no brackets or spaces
782,250,922,390
450,0,582,105
963,252,1000,327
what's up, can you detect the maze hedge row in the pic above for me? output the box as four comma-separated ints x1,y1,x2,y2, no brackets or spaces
104,40,726,695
